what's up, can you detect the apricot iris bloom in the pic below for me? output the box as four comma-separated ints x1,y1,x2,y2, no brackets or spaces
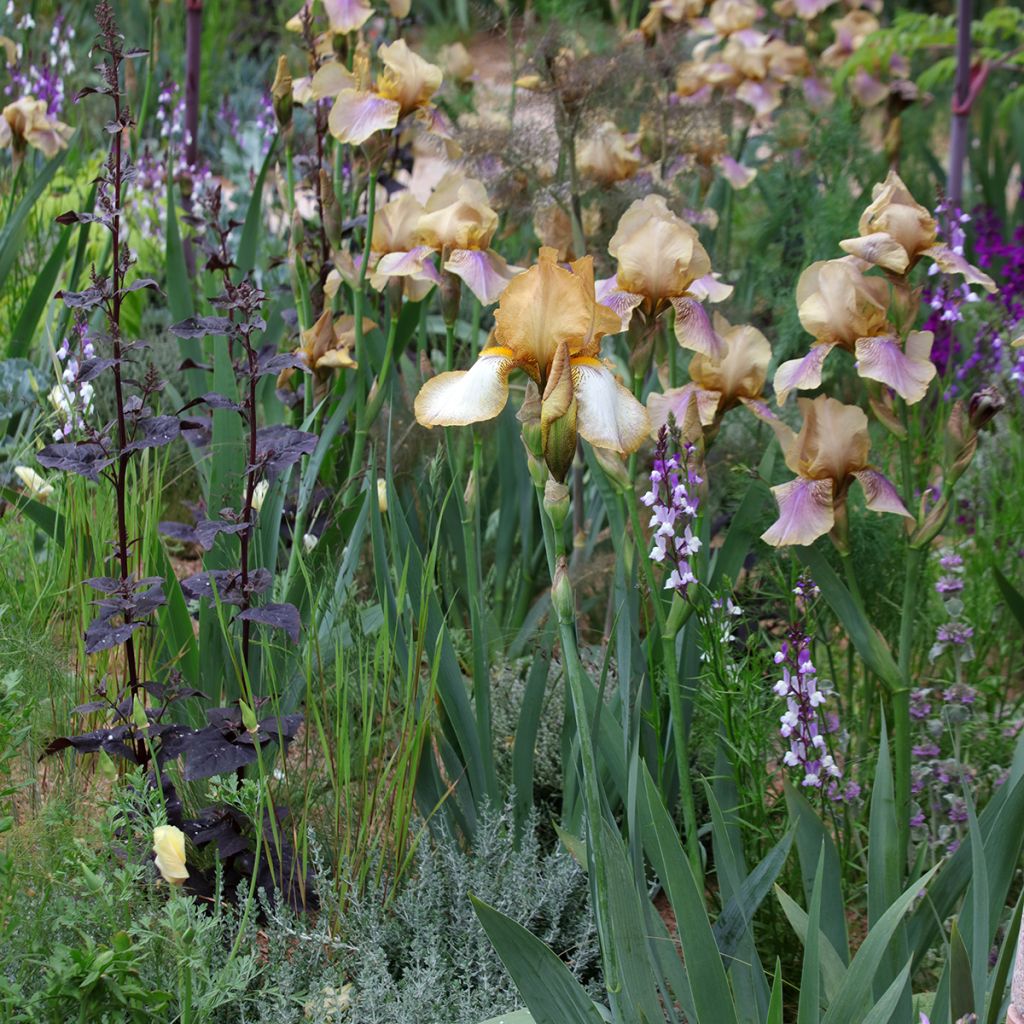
415,248,649,465
761,395,910,547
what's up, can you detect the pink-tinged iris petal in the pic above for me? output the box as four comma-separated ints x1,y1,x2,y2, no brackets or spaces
924,244,997,293
595,277,644,333
736,79,783,117
719,155,756,190
839,232,909,274
444,248,522,306
855,333,935,405
851,469,911,518
671,296,724,358
323,0,373,34
647,384,720,434
571,359,650,454
773,343,836,405
762,477,835,547
328,90,400,146
850,68,888,108
414,349,514,428
794,0,839,17
688,273,733,304
802,76,834,111
310,61,356,100
374,246,437,279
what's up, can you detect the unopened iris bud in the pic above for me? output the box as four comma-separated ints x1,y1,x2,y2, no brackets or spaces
440,266,462,327
320,169,342,249
592,445,630,492
944,400,977,487
543,478,570,534
550,555,574,623
291,209,305,250
377,478,388,514
271,56,293,131
517,382,543,458
968,386,1004,430
526,450,547,488
540,341,578,484
239,699,259,734
463,469,477,512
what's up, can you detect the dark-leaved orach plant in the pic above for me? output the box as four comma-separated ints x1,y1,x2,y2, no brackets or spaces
35,1,313,911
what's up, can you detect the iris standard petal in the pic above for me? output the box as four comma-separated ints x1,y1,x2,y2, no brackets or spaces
838,232,910,274
572,358,651,454
761,476,835,547
595,276,645,332
648,383,721,432
414,349,515,428
855,333,935,404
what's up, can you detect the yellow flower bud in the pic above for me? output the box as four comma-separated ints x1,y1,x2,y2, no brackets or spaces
152,825,188,886
377,478,389,514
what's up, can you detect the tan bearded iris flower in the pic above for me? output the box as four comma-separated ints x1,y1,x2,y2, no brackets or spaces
414,248,649,479
761,395,910,547
773,256,937,406
1,96,73,159
576,121,640,187
599,195,727,357
839,171,996,291
322,41,443,147
378,171,521,305
648,313,771,433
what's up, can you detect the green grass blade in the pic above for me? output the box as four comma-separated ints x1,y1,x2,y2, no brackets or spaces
765,960,783,1024
949,920,974,1023
860,961,913,1024
709,446,775,590
797,846,825,1024
9,225,72,359
235,134,278,278
775,885,847,1005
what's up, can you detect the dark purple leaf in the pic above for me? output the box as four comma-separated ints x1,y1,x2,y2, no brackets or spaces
170,316,233,339
236,603,302,643
56,211,100,226
179,358,212,373
256,349,308,379
180,727,260,781
84,576,122,593
179,568,271,605
42,725,141,763
255,425,318,476
143,681,208,703
36,443,112,482
159,518,248,552
71,700,110,716
58,285,107,310
74,357,119,383
124,415,180,452
84,617,144,654
123,277,161,295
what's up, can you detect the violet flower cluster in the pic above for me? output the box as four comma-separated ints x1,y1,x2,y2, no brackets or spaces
49,319,95,441
641,426,702,597
925,190,1024,397
928,551,975,665
773,627,841,790
2,6,73,117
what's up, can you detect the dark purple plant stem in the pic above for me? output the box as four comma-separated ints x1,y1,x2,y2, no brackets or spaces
948,0,973,207
183,0,202,275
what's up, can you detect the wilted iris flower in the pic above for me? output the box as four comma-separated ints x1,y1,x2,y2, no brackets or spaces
599,195,729,357
414,247,649,481
774,255,939,405
278,308,374,401
761,395,910,547
0,96,72,160
839,171,996,291
576,121,640,187
648,313,771,433
287,0,373,36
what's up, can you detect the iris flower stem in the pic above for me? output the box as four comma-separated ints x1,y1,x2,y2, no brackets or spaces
895,543,926,868
538,485,619,994
463,434,497,800
445,321,456,373
343,168,378,507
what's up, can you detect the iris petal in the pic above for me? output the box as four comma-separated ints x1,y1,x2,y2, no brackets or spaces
414,350,514,428
852,469,911,518
773,342,836,405
444,248,522,306
671,296,724,358
328,90,400,146
855,334,935,404
761,476,835,547
572,359,650,454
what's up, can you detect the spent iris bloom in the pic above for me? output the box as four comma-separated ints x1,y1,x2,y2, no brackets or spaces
0,94,72,159
774,256,938,406
414,247,649,480
760,395,910,547
598,194,730,357
278,308,374,401
576,120,640,187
